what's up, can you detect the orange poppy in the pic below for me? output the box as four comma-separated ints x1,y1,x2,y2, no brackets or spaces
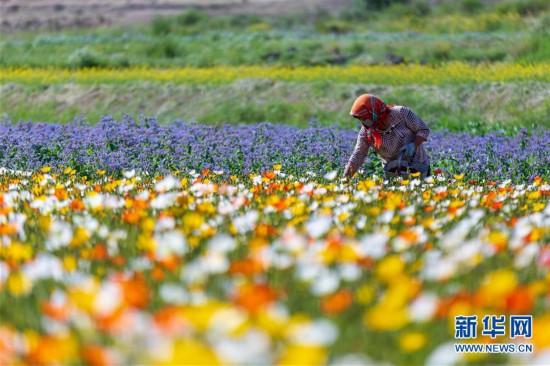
233,283,276,314
505,286,534,313
229,258,264,277
321,289,353,315
81,345,114,366
119,275,150,309
69,199,85,211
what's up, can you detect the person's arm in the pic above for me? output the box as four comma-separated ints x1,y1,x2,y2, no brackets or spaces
343,126,370,178
401,107,430,145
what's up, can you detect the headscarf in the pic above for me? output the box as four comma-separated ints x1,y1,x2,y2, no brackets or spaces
350,94,395,149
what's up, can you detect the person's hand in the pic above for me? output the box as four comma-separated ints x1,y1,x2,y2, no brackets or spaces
401,142,416,159
343,166,352,180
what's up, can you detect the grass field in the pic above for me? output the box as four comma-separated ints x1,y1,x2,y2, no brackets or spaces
2,79,550,132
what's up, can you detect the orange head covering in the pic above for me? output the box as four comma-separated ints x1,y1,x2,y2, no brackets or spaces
350,94,395,149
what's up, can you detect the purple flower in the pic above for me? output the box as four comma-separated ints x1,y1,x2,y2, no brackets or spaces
1,116,548,182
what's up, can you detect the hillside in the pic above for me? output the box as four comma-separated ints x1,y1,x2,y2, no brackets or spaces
1,0,354,32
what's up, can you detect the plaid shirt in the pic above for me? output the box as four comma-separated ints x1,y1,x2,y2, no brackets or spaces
345,106,431,174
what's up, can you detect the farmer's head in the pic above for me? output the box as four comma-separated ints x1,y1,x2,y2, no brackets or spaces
350,94,390,129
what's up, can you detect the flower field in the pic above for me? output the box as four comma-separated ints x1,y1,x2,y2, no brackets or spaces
2,0,550,363
1,118,550,365
2,63,549,86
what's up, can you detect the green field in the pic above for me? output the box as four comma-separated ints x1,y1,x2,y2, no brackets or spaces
3,81,549,133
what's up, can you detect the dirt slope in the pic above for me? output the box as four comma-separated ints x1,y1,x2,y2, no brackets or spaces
0,0,355,33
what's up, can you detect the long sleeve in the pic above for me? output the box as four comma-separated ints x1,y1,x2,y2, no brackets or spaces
344,126,370,177
400,107,430,140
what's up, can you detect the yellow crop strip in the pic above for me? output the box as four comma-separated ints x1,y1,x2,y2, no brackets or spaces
1,63,549,85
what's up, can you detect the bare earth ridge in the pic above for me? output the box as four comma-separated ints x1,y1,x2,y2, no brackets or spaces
0,0,354,33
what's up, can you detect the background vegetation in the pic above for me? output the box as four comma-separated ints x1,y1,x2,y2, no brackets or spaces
1,0,549,133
